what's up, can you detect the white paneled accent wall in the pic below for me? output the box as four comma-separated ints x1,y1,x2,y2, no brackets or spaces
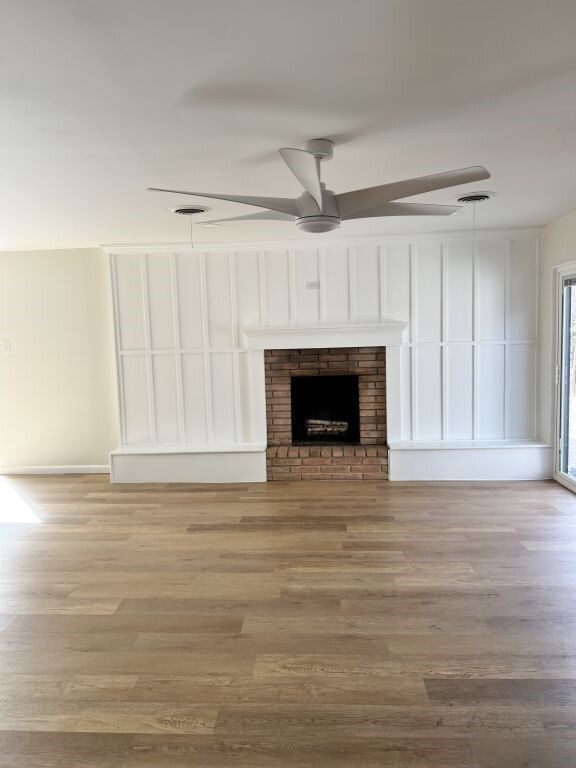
108,230,548,481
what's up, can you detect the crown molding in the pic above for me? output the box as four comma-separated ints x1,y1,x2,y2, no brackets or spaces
100,226,543,254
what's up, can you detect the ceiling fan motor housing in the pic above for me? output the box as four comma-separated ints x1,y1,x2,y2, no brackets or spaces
296,215,340,233
304,138,334,160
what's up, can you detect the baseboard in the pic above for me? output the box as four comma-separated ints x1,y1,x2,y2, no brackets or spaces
388,443,553,481
0,465,110,475
110,449,267,483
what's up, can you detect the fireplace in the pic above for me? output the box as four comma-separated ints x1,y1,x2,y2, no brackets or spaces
265,347,388,480
291,374,360,444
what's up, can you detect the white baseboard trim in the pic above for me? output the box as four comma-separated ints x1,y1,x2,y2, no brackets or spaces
388,444,553,481
110,449,267,483
0,465,110,475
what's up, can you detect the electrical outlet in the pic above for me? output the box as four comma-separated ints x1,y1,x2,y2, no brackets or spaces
306,280,320,290
1,339,12,354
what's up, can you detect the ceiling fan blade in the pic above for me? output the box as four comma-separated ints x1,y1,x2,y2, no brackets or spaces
336,166,490,218
147,187,299,216
205,211,295,224
279,148,323,212
343,202,462,220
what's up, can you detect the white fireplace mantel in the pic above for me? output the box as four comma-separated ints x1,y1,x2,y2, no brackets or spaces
241,322,407,350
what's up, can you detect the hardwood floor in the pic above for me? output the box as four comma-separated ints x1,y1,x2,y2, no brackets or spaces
1,475,576,767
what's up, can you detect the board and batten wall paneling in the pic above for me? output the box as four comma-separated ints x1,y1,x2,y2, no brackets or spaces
263,250,290,326
476,239,508,341
476,343,506,439
292,248,321,325
120,354,152,445
115,253,146,351
181,353,208,443
444,240,473,342
176,252,204,349
413,345,443,440
445,344,474,440
413,242,442,343
322,247,350,323
146,253,176,349
351,245,381,322
109,232,540,450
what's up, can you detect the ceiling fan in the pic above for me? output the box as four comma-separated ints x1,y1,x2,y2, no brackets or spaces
148,139,490,234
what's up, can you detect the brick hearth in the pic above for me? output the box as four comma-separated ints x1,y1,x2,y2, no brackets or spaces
264,347,387,480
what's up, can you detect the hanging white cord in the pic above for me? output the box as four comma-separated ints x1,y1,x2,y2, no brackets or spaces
189,216,194,249
471,200,477,261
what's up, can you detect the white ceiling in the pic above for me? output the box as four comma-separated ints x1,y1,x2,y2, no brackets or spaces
2,0,576,250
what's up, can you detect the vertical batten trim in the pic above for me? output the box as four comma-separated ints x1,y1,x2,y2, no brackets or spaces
440,243,448,440
203,352,214,443
141,253,156,444
411,346,418,441
348,247,356,322
232,351,243,442
229,252,243,442
228,252,239,348
109,255,127,446
315,248,323,324
533,237,541,438
405,347,412,441
198,252,214,443
396,345,404,440
503,239,511,439
257,251,267,326
473,344,480,440
287,249,296,326
242,350,254,443
378,244,387,321
410,243,417,344
199,251,211,347
169,253,185,444
471,235,478,439
317,248,325,323
409,244,417,439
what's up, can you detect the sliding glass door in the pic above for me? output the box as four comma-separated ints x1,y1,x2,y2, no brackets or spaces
558,276,576,483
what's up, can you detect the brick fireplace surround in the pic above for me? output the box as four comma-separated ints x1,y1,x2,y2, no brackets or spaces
265,347,388,480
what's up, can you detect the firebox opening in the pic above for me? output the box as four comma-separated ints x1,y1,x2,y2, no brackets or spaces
291,374,360,445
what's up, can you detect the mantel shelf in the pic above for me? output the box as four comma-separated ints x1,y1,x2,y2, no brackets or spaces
241,322,407,350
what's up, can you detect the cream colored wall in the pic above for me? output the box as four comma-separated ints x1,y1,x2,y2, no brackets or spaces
0,248,118,469
540,208,576,444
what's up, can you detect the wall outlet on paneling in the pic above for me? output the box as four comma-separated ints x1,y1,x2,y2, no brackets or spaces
306,281,320,290
1,339,12,354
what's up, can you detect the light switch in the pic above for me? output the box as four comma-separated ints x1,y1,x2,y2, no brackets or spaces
1,339,12,354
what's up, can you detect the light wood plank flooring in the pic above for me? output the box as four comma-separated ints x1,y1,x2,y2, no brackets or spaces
1,475,576,767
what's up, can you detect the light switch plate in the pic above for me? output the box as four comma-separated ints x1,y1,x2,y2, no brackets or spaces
1,339,12,354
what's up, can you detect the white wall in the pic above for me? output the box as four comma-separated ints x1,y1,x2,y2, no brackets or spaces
540,208,576,446
0,248,118,470
109,230,541,459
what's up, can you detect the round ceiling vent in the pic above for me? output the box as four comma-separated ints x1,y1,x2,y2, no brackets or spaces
172,205,210,216
457,192,494,204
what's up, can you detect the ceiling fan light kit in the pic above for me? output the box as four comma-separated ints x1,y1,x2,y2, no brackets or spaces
296,215,341,233
149,139,490,234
